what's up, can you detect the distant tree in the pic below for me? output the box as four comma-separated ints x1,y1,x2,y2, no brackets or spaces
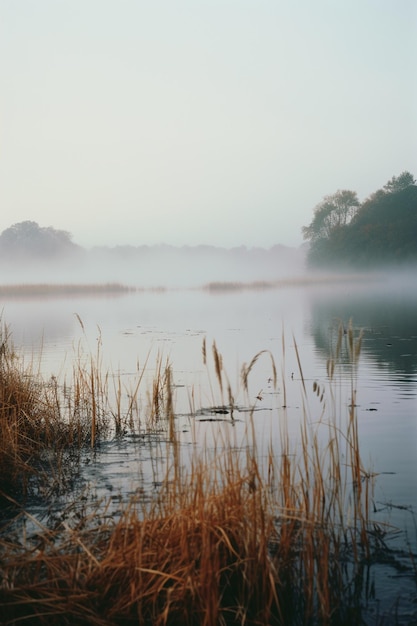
0,221,80,258
302,190,360,243
302,172,417,269
305,184,417,269
383,171,415,194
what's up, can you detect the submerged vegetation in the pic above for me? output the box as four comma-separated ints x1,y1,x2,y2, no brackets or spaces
0,319,416,625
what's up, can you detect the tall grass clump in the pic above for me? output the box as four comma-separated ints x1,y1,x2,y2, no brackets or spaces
0,322,413,624
0,316,182,502
0,426,283,625
0,318,111,499
0,322,63,496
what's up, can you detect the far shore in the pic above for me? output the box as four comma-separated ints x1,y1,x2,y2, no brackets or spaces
0,273,389,298
0,282,136,297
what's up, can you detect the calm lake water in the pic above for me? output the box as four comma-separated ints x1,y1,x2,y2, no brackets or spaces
2,274,417,622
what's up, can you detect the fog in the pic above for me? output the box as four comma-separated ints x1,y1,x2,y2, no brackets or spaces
0,244,309,289
2,243,416,292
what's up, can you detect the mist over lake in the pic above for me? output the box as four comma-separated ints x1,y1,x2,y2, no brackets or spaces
1,267,416,622
3,272,416,506
0,239,308,288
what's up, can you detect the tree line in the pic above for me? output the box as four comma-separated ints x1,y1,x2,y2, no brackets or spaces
302,171,417,269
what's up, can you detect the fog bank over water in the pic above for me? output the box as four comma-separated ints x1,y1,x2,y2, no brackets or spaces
2,237,417,291
0,244,308,288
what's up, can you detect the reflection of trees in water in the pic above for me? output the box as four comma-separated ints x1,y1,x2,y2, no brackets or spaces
310,313,363,378
310,288,417,376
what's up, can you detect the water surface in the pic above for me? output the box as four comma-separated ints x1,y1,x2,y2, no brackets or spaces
1,276,416,622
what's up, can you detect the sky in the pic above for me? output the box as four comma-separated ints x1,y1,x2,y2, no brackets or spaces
0,1,416,250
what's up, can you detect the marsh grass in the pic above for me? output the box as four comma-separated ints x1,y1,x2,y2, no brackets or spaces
0,317,174,501
0,283,134,297
0,321,415,625
203,274,381,292
0,322,68,496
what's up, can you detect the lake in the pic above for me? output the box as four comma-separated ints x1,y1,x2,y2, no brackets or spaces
1,273,416,622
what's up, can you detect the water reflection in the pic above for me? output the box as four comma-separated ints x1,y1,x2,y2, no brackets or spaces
1,279,416,621
309,282,417,380
306,279,417,580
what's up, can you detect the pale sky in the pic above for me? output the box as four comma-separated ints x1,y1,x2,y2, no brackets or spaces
1,0,416,249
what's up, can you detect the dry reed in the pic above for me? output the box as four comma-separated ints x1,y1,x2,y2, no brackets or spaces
0,320,413,625
0,283,134,297
0,317,165,500
0,322,67,496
